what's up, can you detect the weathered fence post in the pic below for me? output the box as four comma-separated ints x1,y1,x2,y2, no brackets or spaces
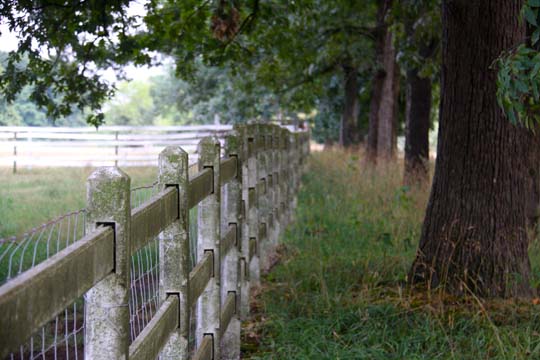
221,132,243,359
233,124,251,319
84,168,131,359
271,125,280,249
256,124,270,272
197,136,221,358
289,133,298,221
158,147,190,359
247,125,261,286
279,128,289,229
263,125,275,268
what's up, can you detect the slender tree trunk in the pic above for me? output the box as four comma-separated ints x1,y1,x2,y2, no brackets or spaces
368,0,399,161
339,64,360,147
409,0,534,298
391,59,400,156
376,31,399,159
404,68,431,186
367,0,392,162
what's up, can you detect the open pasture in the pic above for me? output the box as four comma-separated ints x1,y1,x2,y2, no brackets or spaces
0,166,157,239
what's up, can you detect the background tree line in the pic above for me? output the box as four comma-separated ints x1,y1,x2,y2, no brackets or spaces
3,0,540,299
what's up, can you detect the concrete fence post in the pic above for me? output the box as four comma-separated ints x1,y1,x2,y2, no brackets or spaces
264,125,276,263
279,128,289,228
84,167,131,360
196,136,221,358
158,146,190,359
221,132,243,359
258,125,268,272
292,132,302,211
271,125,280,249
233,124,251,320
248,125,261,286
257,124,271,272
286,131,295,224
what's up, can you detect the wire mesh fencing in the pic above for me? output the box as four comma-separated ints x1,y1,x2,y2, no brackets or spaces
129,181,161,343
0,210,87,360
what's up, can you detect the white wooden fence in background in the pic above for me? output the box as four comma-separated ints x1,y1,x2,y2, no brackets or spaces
0,125,242,170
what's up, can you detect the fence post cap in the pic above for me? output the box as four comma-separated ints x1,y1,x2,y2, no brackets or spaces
160,145,188,158
86,167,130,209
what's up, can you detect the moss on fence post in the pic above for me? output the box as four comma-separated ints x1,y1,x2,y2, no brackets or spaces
221,132,243,359
158,146,190,359
196,136,221,359
247,125,261,287
271,125,281,250
233,124,251,320
84,167,131,359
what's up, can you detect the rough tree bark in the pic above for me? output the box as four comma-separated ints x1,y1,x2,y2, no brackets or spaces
339,64,360,147
404,67,431,186
409,0,535,298
367,0,399,162
376,31,398,160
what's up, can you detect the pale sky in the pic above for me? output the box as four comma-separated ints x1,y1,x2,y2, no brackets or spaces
0,2,164,83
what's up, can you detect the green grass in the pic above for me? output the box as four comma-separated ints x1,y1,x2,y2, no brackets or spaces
243,150,540,359
0,166,157,239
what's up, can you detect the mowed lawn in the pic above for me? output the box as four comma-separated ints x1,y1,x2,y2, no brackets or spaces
242,150,540,359
0,166,156,238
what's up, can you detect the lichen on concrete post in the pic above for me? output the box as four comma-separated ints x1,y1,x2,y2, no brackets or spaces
256,124,271,272
289,132,298,221
196,136,221,359
221,132,243,359
158,146,190,359
282,128,292,227
293,132,301,211
271,124,280,249
247,124,261,286
263,124,275,267
84,167,131,360
233,124,251,320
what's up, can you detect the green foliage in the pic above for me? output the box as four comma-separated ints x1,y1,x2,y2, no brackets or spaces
393,0,441,79
105,81,156,125
496,0,540,128
0,0,432,142
244,151,540,359
0,0,148,126
496,45,540,129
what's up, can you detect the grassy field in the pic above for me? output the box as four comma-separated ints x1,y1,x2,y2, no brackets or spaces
0,167,157,239
242,150,540,359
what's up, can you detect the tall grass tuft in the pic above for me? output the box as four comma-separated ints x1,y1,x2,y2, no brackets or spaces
243,150,540,359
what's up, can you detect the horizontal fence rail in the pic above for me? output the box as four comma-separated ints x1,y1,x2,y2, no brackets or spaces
0,123,310,359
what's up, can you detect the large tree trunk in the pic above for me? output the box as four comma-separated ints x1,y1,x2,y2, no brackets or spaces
409,0,534,298
404,67,431,186
339,64,360,147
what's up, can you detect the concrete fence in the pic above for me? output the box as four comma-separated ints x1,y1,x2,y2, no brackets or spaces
0,123,310,360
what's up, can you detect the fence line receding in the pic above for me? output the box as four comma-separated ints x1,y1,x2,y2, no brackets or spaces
0,123,310,360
